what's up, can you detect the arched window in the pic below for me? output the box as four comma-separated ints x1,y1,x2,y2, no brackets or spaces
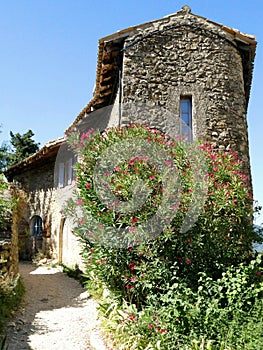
31,216,43,237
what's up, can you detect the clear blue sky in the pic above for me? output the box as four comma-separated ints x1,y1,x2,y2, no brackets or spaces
0,0,262,223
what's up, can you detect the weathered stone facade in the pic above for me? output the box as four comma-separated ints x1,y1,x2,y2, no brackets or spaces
11,157,56,260
120,7,254,184
6,140,84,269
66,6,255,190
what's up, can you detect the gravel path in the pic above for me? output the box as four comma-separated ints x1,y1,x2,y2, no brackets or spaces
5,262,112,350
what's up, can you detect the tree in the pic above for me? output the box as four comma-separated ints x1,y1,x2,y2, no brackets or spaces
0,129,40,172
0,141,11,173
9,130,40,165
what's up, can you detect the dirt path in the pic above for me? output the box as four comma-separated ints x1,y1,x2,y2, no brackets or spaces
5,262,112,350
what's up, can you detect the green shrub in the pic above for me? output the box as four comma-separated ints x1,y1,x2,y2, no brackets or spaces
64,124,262,349
0,273,24,334
0,175,14,234
99,256,263,349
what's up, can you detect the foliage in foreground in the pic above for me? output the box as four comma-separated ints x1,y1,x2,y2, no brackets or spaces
0,175,13,234
99,256,263,349
65,124,262,349
0,273,24,334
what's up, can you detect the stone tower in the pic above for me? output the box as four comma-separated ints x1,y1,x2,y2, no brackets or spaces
67,6,257,192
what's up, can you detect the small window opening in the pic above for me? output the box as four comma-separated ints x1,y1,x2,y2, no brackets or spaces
180,97,192,141
31,216,43,237
57,157,74,188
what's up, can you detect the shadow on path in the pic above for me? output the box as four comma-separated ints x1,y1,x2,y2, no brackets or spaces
5,262,105,350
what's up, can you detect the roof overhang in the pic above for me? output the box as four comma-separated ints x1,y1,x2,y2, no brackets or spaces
5,137,66,181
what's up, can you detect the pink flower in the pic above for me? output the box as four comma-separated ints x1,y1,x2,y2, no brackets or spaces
125,285,134,289
77,199,84,205
129,160,134,166
80,132,89,142
130,277,135,282
79,221,85,225
80,129,95,142
131,217,138,225
149,175,155,180
128,314,136,322
147,324,153,329
210,154,217,161
85,183,91,189
114,166,121,171
128,262,135,271
160,329,166,333
257,271,261,276
185,259,191,264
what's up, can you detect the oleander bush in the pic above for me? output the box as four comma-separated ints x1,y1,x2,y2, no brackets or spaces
65,124,262,349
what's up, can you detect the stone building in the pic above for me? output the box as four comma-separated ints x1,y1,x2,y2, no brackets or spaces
5,6,257,268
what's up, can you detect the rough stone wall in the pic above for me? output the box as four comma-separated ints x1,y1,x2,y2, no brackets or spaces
120,11,251,190
11,156,83,269
12,159,56,260
0,240,16,276
0,187,18,277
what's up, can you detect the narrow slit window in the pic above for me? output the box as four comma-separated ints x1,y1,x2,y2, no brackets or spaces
67,158,73,186
31,216,42,237
58,162,65,188
180,97,192,141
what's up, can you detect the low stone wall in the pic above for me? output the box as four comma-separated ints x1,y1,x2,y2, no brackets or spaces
0,185,20,278
0,239,16,276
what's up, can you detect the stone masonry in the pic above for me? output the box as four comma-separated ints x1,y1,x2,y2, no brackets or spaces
120,7,254,186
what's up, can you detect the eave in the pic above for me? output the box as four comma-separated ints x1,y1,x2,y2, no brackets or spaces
5,137,66,181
